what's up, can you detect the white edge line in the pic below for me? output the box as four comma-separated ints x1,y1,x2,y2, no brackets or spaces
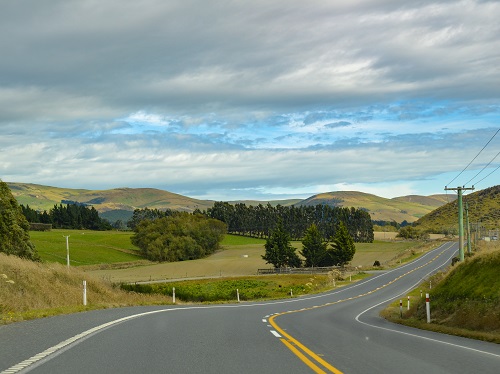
355,246,500,359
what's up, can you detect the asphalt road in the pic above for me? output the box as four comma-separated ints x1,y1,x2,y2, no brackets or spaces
1,242,499,373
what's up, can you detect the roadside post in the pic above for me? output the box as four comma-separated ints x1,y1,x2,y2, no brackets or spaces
83,280,87,306
426,293,431,323
399,300,403,318
237,289,240,303
172,287,176,304
407,296,410,310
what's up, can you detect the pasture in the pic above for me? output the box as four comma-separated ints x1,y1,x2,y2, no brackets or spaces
28,230,437,283
29,230,142,265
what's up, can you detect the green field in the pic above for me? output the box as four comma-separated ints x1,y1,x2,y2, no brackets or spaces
28,230,436,282
29,229,142,266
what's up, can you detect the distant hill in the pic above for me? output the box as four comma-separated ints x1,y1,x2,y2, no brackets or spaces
414,185,500,233
297,191,455,223
6,182,457,224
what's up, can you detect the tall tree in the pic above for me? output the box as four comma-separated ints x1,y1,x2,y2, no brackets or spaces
0,180,39,261
326,221,356,266
262,220,301,268
300,223,328,267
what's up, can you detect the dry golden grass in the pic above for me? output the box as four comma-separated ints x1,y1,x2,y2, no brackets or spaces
0,253,170,324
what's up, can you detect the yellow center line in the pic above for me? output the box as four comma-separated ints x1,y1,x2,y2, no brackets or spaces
267,243,453,373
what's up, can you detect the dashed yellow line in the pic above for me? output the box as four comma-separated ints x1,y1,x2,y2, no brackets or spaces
266,243,454,373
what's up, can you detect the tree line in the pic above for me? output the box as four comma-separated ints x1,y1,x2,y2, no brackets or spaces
20,203,112,230
206,202,374,243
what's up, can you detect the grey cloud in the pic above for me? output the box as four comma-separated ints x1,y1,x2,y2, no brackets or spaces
1,0,498,122
1,1,499,199
324,121,352,129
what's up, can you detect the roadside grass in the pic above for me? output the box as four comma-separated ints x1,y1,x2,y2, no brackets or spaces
0,252,169,325
381,242,500,343
121,273,368,303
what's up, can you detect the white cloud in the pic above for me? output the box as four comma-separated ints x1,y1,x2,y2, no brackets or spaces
1,1,499,200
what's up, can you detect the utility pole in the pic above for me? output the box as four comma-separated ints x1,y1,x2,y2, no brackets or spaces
444,186,474,261
63,235,70,268
465,202,471,255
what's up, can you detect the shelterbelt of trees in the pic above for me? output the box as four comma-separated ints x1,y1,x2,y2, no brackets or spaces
21,203,112,230
206,202,374,243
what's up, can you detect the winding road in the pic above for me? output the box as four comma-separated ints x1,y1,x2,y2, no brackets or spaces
1,242,499,373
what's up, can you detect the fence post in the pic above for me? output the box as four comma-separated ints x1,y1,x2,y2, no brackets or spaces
83,280,87,306
172,287,176,304
426,293,431,323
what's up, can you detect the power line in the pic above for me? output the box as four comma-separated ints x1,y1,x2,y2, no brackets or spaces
446,128,500,186
465,150,500,186
473,162,500,186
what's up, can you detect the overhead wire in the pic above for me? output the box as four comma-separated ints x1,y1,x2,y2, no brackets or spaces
446,128,500,187
464,150,500,186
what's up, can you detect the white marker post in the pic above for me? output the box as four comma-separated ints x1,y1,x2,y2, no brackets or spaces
237,289,240,303
64,235,70,268
83,280,87,306
172,287,176,304
426,293,431,323
407,296,410,310
399,300,403,318
290,289,293,297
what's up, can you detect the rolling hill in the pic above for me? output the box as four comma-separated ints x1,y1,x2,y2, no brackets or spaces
298,191,455,223
414,185,500,234
6,182,457,224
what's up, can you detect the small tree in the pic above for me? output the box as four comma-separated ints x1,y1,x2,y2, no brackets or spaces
262,220,301,268
300,223,328,267
0,180,40,261
396,226,430,240
326,221,356,266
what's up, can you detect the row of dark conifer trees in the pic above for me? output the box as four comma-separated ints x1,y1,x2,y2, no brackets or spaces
21,203,112,230
206,202,374,243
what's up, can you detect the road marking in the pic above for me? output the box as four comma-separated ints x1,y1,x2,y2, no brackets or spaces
266,242,456,373
2,243,458,374
281,339,328,374
270,330,282,338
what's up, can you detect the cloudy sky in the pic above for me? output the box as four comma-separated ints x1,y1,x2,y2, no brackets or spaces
1,0,499,201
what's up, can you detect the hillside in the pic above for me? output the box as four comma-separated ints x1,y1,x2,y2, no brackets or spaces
7,183,212,213
7,182,456,224
298,191,454,223
414,185,500,234
384,243,500,343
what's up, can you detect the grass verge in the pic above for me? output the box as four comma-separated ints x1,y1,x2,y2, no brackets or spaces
381,243,500,344
0,252,169,325
122,273,368,303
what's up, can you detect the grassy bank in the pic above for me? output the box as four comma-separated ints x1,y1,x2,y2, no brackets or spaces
121,273,366,303
381,242,500,343
0,252,169,325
